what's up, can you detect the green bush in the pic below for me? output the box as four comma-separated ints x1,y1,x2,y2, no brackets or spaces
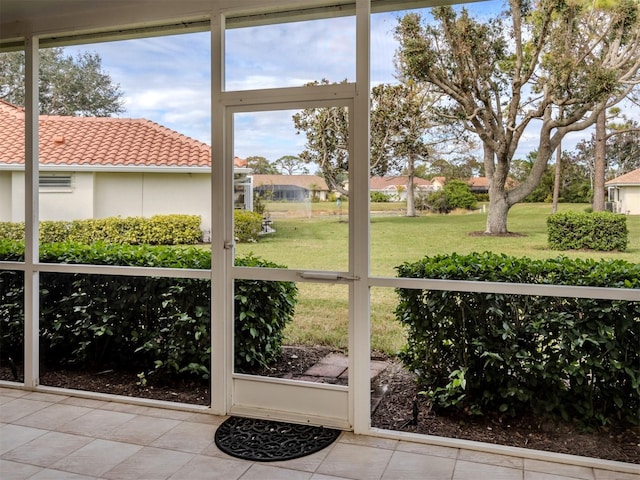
396,252,640,427
0,214,203,245
0,241,297,379
547,211,628,251
234,210,263,243
370,191,392,203
444,180,477,210
420,190,450,213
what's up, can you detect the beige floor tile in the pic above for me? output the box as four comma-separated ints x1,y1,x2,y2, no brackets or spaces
0,458,42,479
22,392,68,403
268,445,334,473
200,439,243,460
0,395,21,405
0,398,51,423
15,403,92,430
310,475,352,480
525,472,594,480
30,468,100,479
169,455,251,480
0,388,28,398
100,402,150,415
0,424,48,455
240,463,313,480
339,432,398,450
382,451,456,480
1,431,93,467
102,415,181,444
396,441,459,459
458,449,524,469
316,443,393,480
524,459,595,479
593,469,640,480
102,446,194,479
50,439,141,477
453,460,524,480
454,460,523,480
137,406,196,420
58,409,135,437
59,397,108,409
184,412,227,425
150,421,217,453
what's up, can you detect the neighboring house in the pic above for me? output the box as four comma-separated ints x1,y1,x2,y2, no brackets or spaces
369,176,433,201
431,176,519,194
606,168,640,215
251,174,330,201
0,100,251,236
431,176,446,191
465,176,519,194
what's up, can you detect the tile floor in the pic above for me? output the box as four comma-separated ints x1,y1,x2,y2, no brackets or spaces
1,387,638,480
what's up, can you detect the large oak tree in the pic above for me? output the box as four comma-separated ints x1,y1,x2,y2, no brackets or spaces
0,47,124,116
395,0,640,233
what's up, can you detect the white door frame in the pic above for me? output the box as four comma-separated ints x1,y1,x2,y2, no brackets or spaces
210,1,371,431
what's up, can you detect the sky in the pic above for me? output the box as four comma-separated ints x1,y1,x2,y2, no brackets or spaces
64,0,638,168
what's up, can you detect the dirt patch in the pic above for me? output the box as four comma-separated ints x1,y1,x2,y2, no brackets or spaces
1,347,638,464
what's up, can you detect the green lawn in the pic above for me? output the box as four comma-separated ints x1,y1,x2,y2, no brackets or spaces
236,202,640,355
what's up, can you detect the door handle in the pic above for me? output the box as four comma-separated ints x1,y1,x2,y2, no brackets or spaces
298,272,359,281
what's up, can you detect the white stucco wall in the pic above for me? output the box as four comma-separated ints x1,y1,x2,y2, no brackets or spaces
7,171,95,222
0,172,12,222
40,172,94,221
94,172,211,233
5,171,212,233
619,186,640,215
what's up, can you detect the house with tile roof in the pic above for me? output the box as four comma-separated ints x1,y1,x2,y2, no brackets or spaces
251,174,330,201
0,100,250,236
606,168,640,215
368,176,433,201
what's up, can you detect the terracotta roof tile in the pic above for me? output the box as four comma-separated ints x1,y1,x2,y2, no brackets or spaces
606,168,640,185
0,100,211,168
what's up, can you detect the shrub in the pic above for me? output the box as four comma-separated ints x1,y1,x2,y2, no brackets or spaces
370,191,392,203
234,210,263,242
420,190,450,213
444,180,477,210
0,241,297,379
396,252,640,427
547,211,628,251
0,214,203,245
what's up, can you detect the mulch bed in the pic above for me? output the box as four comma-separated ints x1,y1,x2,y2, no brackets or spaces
1,346,638,464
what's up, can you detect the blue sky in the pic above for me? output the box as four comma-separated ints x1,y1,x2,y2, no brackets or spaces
64,2,637,167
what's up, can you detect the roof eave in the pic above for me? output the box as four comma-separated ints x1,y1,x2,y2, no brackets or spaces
0,164,252,174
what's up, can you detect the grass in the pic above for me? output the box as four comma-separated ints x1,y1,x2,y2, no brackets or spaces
236,202,640,355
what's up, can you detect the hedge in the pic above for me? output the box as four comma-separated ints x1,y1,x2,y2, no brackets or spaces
547,211,628,251
396,252,640,427
0,214,203,245
0,212,266,244
0,241,297,379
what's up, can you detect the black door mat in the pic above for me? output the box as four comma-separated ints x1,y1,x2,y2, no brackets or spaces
214,416,341,462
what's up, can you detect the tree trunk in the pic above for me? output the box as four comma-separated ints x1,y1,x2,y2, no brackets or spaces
484,145,511,234
551,106,563,213
551,142,562,213
593,110,607,211
406,155,416,217
485,190,510,234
